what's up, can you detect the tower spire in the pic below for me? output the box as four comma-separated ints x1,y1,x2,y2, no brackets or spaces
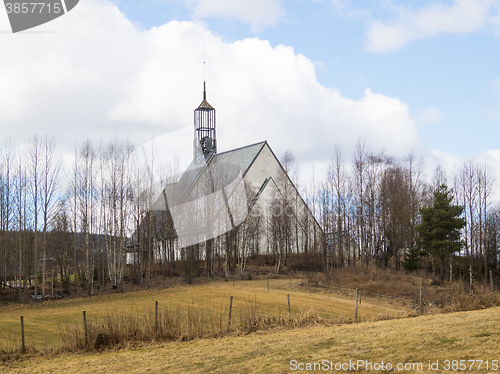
194,81,216,162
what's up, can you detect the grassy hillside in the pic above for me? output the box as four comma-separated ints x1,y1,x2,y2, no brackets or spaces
0,278,401,351
3,306,500,373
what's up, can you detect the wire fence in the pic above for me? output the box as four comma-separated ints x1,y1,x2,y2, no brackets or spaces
5,274,500,355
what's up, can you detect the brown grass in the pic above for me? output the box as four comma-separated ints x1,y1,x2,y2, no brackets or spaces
3,306,500,373
2,268,500,364
316,265,500,313
446,281,500,312
59,300,331,353
0,278,403,361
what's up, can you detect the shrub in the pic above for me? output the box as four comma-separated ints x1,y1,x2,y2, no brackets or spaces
59,302,329,352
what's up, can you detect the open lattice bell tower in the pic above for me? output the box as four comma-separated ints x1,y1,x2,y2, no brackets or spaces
194,82,217,162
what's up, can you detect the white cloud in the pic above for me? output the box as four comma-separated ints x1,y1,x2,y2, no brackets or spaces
366,0,497,53
492,11,500,36
428,148,500,202
0,0,419,175
0,0,151,144
429,150,462,179
109,32,419,164
416,108,441,123
330,0,370,18
171,0,284,32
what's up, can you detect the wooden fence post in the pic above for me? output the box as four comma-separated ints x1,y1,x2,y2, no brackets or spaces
355,288,358,320
267,278,269,291
470,263,473,291
83,311,88,346
228,296,233,327
450,262,453,283
20,316,25,354
309,283,311,296
155,301,159,333
287,294,291,316
419,281,423,314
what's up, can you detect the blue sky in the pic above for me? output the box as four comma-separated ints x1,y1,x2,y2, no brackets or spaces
114,0,500,157
1,0,500,183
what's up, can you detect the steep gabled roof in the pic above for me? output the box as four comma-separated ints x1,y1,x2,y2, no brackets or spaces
145,139,324,246
151,141,267,211
210,141,267,177
178,141,267,204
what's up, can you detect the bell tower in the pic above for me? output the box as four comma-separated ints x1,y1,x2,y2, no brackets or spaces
194,82,216,162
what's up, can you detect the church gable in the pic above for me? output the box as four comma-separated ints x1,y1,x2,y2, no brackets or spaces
139,82,325,273
242,142,281,193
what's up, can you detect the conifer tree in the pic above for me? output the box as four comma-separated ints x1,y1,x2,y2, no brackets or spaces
415,185,465,281
402,245,420,272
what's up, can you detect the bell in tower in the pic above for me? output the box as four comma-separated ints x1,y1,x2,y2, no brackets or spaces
194,82,217,163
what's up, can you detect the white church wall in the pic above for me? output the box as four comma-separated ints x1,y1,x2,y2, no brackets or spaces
241,143,325,258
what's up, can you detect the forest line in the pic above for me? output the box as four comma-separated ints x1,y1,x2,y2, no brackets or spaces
0,135,498,301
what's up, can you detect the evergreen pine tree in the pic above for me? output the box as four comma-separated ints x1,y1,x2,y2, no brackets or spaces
415,185,466,281
402,246,420,272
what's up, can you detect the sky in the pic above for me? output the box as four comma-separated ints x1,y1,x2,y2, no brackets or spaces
1,0,500,188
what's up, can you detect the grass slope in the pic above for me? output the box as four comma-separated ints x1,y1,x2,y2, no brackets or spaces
3,306,500,373
0,279,401,351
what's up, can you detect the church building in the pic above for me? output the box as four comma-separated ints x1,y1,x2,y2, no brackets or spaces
143,83,325,277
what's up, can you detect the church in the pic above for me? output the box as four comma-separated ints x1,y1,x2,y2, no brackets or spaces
140,83,325,278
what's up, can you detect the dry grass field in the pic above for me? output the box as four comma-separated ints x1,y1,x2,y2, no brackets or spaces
2,305,500,373
2,273,499,373
0,278,402,352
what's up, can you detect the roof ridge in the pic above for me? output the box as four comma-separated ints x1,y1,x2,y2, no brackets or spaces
214,140,267,156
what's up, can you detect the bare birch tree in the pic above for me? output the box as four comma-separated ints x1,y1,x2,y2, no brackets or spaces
78,140,95,294
0,140,14,294
353,138,368,265
27,135,41,299
40,136,61,297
